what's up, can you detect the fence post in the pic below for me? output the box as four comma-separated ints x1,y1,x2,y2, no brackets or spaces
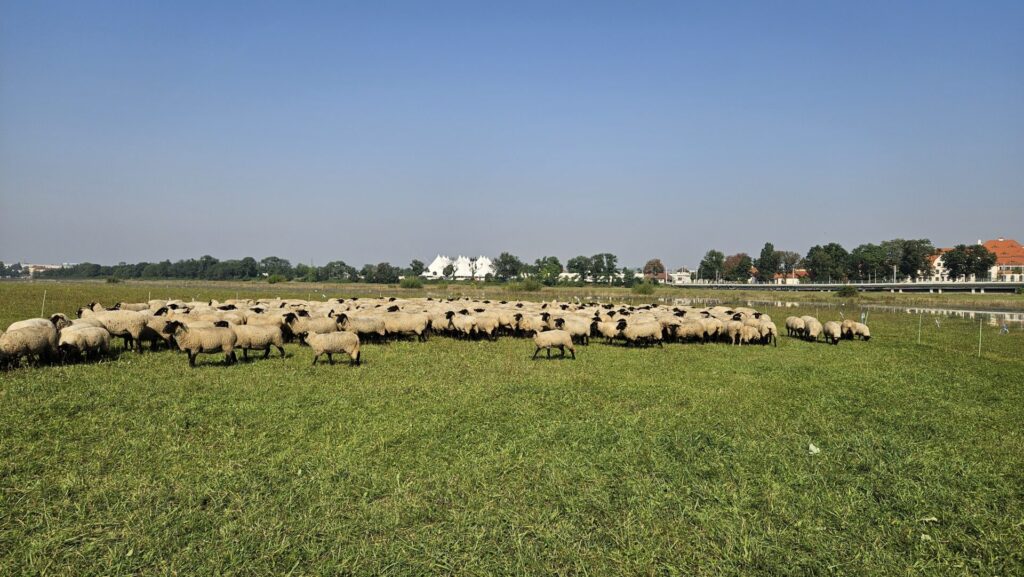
40,290,47,318
917,312,922,344
978,318,983,357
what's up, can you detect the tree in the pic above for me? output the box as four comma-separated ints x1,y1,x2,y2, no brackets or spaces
320,260,357,282
899,239,935,280
643,258,666,282
804,243,849,282
943,244,997,280
373,262,400,284
442,263,455,279
260,256,292,279
408,259,426,277
697,250,725,281
566,256,592,282
967,244,997,279
848,243,887,281
754,243,780,283
359,264,377,282
591,253,618,284
941,246,971,281
532,256,563,286
722,253,753,282
493,252,525,281
620,266,638,287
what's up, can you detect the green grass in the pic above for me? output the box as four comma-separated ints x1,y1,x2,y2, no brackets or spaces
2,282,1023,575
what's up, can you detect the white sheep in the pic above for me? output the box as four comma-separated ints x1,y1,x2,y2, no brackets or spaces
785,316,805,337
822,321,843,345
58,326,111,362
616,319,663,347
801,316,822,342
230,324,287,359
853,322,872,341
162,320,237,367
0,325,58,367
307,330,361,366
78,308,149,353
532,329,576,359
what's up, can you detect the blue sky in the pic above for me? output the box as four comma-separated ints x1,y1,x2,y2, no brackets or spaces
1,1,1021,268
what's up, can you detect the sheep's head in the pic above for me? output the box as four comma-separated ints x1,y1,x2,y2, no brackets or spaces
76,306,86,318
296,310,310,317
458,309,470,315
753,312,762,318
515,303,523,308
154,307,169,316
674,311,686,317
213,320,230,328
615,319,628,331
282,312,298,325
163,320,186,334
473,308,485,313
732,313,744,321
513,313,523,322
168,303,180,310
387,305,400,312
251,307,265,314
559,304,569,310
335,313,349,324
553,318,565,329
218,304,237,311
540,312,550,321
49,314,72,330
388,297,396,302
445,311,456,319
112,302,122,310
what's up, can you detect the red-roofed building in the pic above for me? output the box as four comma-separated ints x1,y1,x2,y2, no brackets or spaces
983,238,1024,281
773,269,809,285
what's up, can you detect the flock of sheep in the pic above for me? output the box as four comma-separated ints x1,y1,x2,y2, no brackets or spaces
0,296,871,368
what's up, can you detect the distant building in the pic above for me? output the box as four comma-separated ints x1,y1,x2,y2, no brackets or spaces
667,268,692,285
773,269,809,285
984,238,1024,282
24,263,64,277
421,254,494,280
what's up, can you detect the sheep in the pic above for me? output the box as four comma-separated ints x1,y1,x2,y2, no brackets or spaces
822,321,843,345
286,311,339,343
307,330,361,366
616,319,663,347
724,320,745,345
7,314,71,332
785,316,805,337
113,302,150,312
801,316,822,342
841,319,857,340
670,319,706,343
77,308,149,352
58,326,111,362
230,324,286,359
738,324,761,345
472,312,501,341
552,316,590,345
448,310,477,339
0,325,58,367
531,329,576,359
757,319,778,346
335,313,387,342
382,312,432,342
852,322,872,341
590,316,621,343
162,320,237,367
697,317,723,343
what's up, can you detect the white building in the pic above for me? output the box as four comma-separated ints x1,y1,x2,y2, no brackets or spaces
667,269,693,285
422,254,495,280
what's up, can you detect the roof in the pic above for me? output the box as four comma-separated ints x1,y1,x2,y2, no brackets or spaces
773,269,809,280
982,238,1024,266
927,248,953,265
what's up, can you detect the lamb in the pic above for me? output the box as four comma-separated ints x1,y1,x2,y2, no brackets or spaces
230,324,286,359
307,330,361,366
738,324,761,345
800,316,822,342
616,319,663,347
724,320,745,345
671,319,706,343
531,329,576,359
286,311,339,343
162,320,237,367
785,316,805,337
58,326,111,362
822,321,843,345
852,322,871,341
0,325,58,367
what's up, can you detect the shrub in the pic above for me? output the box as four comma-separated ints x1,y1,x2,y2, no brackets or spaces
509,279,543,292
836,285,858,298
267,274,287,284
632,282,656,295
400,277,423,289
106,277,121,284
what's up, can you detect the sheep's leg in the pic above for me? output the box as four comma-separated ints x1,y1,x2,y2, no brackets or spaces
546,348,551,358
263,347,271,359
570,348,576,359
243,348,249,360
327,353,334,365
558,345,565,358
532,347,540,359
354,350,361,366
276,345,286,358
188,352,196,367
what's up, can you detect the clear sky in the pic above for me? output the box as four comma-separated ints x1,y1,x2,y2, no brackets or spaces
2,1,1021,269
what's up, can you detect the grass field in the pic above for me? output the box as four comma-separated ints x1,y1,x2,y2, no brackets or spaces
2,282,1023,575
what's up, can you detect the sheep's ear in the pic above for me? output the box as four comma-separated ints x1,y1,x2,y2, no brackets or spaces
214,320,230,328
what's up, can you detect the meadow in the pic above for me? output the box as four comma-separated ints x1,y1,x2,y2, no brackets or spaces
1,281,1022,575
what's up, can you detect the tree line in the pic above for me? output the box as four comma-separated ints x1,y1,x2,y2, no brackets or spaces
696,239,997,283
